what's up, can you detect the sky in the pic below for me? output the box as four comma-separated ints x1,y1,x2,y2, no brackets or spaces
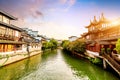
0,0,120,40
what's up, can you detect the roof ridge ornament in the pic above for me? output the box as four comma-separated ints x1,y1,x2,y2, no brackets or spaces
100,13,105,21
93,16,97,23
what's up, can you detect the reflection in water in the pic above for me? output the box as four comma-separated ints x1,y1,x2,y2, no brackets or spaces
0,49,119,80
62,50,119,80
0,54,42,80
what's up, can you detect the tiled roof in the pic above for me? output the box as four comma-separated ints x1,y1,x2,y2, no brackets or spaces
0,10,17,20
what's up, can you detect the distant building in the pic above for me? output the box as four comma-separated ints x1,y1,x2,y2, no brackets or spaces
69,36,78,42
22,28,42,52
82,13,120,53
57,40,62,44
39,35,51,43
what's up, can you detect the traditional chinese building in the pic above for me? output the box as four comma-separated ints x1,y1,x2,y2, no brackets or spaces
82,13,120,53
0,10,25,54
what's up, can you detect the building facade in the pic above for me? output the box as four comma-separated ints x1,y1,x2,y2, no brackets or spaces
0,10,24,54
82,13,120,53
22,28,42,52
0,10,42,55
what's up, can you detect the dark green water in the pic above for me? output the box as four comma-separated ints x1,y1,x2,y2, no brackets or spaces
0,49,119,80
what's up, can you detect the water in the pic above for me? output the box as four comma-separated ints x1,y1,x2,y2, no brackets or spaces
0,49,119,80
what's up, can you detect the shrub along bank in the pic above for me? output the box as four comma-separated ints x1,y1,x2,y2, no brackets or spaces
61,39,102,65
61,39,86,55
42,39,58,50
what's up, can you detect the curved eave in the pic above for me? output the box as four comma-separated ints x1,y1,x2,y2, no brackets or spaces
0,10,17,20
85,24,92,28
84,32,89,36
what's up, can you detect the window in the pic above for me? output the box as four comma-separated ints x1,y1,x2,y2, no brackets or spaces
0,26,6,35
3,16,10,24
9,29,13,36
15,31,19,37
86,35,89,39
5,28,9,36
0,14,2,21
0,44,3,52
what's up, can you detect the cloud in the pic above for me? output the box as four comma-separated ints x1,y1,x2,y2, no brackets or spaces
34,21,83,39
0,0,45,27
0,0,43,19
69,0,76,6
59,0,76,5
30,9,43,18
49,8,56,12
36,10,43,16
59,0,67,4
58,0,76,12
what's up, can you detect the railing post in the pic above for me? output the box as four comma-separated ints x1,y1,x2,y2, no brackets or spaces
103,59,107,69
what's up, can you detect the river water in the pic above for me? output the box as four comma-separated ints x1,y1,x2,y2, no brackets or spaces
0,49,119,80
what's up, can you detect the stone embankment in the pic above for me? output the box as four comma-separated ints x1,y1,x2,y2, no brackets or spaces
0,50,42,67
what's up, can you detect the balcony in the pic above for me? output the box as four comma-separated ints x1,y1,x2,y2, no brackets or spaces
99,33,120,41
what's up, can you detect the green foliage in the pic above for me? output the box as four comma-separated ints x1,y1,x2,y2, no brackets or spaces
100,48,105,55
0,55,2,59
106,48,111,54
88,57,102,64
50,39,58,50
72,39,86,53
61,40,70,50
42,39,58,50
115,39,120,54
62,39,86,54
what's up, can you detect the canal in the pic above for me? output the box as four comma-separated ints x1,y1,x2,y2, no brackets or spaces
0,49,119,80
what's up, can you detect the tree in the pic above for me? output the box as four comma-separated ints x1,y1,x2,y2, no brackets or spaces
61,40,70,50
71,39,86,54
115,38,120,54
42,38,58,50
50,39,58,49
62,39,86,54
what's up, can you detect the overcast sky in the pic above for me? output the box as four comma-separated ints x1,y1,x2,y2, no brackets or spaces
0,0,120,39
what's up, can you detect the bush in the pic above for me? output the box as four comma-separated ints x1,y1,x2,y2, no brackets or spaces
62,39,86,54
88,57,102,65
42,39,58,50
73,40,86,54
100,48,105,55
61,40,70,50
115,39,120,54
106,48,111,55
50,39,58,50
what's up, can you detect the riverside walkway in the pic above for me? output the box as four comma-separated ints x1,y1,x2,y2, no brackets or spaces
0,50,41,67
86,50,120,76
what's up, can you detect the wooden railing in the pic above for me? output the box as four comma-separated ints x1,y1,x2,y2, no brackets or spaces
103,53,120,75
